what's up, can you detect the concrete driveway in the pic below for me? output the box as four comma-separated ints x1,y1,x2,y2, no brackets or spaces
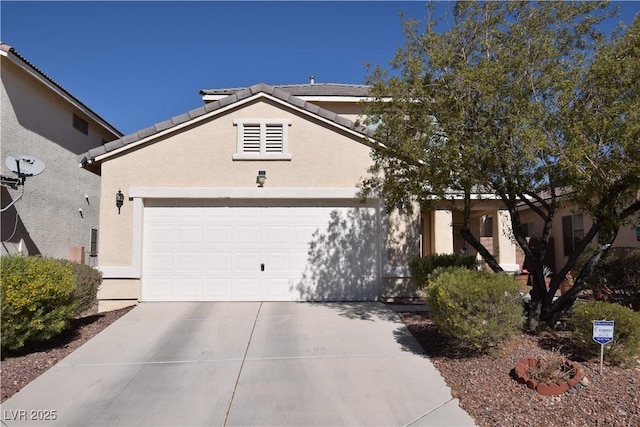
0,302,475,426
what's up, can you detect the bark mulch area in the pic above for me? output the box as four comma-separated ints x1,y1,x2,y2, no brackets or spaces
1,305,134,403
398,311,640,427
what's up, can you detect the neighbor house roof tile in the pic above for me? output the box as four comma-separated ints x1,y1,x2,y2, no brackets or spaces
200,83,372,98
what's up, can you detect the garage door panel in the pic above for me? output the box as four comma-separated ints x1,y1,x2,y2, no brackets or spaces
143,277,172,300
262,207,290,219
204,207,231,219
146,225,173,247
174,278,202,299
263,251,290,272
236,226,261,245
142,202,379,302
205,252,232,272
233,277,261,300
262,277,296,301
234,252,262,273
203,278,232,300
175,251,203,272
292,225,320,245
204,226,232,245
177,207,203,220
145,251,173,272
263,226,290,246
176,226,203,245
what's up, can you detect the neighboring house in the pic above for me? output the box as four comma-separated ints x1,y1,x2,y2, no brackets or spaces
1,43,122,263
517,203,639,274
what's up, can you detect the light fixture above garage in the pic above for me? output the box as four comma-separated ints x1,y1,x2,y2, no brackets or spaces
116,189,125,214
256,170,267,187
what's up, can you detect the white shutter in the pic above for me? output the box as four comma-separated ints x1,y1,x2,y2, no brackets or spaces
242,124,261,153
265,124,284,153
233,119,292,160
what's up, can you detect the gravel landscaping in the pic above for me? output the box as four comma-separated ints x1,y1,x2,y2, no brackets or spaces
399,311,640,427
2,304,638,427
1,305,134,403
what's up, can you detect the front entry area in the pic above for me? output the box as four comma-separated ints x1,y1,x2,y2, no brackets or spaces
141,199,380,301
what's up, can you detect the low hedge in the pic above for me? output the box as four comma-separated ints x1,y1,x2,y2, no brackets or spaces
426,267,525,352
60,261,102,316
1,255,77,351
409,253,478,289
568,300,640,366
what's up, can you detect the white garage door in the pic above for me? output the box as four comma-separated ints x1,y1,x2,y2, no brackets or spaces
141,199,379,301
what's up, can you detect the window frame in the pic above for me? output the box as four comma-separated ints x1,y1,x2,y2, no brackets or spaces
562,214,584,256
73,113,89,135
232,119,292,160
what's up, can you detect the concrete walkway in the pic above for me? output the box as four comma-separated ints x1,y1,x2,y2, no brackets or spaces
0,302,476,426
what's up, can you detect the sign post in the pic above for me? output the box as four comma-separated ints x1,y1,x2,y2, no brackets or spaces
593,320,614,375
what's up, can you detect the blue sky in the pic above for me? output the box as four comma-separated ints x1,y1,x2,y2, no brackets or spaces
2,1,639,135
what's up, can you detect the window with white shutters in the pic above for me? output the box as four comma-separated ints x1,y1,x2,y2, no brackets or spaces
233,119,292,160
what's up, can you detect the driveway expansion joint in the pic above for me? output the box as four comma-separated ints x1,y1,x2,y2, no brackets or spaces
403,397,456,426
223,301,262,427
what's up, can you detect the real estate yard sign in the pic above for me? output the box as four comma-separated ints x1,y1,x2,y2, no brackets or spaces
593,320,614,375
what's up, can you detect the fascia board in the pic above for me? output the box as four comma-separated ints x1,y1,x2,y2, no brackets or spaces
1,50,121,137
93,92,375,163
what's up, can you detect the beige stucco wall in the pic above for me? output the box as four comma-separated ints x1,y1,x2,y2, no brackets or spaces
99,98,375,267
96,97,430,306
308,101,364,124
518,204,639,272
1,54,118,260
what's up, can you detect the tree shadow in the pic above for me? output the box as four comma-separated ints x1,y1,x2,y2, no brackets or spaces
293,206,379,303
395,312,492,359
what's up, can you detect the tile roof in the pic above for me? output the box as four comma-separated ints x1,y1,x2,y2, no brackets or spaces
200,83,372,98
1,42,122,137
79,83,371,167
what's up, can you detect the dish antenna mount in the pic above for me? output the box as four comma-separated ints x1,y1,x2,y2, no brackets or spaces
1,154,46,212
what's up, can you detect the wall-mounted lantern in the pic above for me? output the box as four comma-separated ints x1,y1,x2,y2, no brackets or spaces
116,189,125,214
256,170,267,187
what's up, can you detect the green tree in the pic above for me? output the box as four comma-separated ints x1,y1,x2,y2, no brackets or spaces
361,1,639,329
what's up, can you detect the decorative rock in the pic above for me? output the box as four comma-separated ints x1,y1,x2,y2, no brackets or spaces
580,376,590,387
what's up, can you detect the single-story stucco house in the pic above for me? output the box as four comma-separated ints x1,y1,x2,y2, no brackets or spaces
79,80,638,311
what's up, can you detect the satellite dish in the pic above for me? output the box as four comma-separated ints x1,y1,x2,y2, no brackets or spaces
5,154,46,178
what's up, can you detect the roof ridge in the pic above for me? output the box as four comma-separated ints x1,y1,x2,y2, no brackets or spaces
81,83,370,166
200,82,371,94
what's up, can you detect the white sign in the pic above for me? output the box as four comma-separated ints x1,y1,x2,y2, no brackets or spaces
593,320,614,345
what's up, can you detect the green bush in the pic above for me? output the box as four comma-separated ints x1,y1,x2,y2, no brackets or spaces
568,300,640,366
587,247,640,309
61,261,102,316
1,255,77,351
409,253,478,289
426,268,525,351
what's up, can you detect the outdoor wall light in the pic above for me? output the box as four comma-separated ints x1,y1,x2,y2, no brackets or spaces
256,170,267,187
116,189,125,214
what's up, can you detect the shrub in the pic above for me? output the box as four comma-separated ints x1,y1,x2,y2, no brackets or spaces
1,255,77,351
409,253,478,289
61,261,102,316
567,300,640,366
426,268,525,351
587,247,640,309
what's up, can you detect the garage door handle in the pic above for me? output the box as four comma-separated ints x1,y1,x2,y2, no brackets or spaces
261,263,265,271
